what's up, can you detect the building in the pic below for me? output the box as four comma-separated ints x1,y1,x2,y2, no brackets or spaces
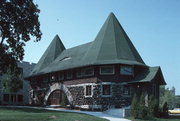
26,13,166,110
0,61,36,105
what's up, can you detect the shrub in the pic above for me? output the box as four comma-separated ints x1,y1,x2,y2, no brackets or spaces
148,95,158,117
131,94,139,118
162,102,169,118
138,94,148,119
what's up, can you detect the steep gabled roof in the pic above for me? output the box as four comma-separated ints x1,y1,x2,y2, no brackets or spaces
28,13,146,77
30,35,65,75
129,66,166,85
83,12,145,65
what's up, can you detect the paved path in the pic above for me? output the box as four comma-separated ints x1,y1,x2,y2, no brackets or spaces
45,107,131,121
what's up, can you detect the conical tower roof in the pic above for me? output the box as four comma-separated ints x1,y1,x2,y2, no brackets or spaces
31,35,65,75
83,12,145,65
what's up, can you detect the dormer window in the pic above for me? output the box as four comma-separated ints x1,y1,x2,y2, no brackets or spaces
60,57,71,61
120,66,133,75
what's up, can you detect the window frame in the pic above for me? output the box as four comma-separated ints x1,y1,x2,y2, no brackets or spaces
120,66,134,76
84,85,93,97
101,83,112,97
82,67,94,77
100,66,115,75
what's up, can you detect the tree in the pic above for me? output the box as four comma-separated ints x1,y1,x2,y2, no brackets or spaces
2,66,23,92
160,86,176,109
148,95,158,117
174,96,180,108
0,0,42,92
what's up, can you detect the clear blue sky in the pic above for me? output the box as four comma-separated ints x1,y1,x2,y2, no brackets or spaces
24,0,180,95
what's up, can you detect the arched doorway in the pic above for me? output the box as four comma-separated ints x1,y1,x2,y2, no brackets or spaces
44,83,73,106
47,90,69,106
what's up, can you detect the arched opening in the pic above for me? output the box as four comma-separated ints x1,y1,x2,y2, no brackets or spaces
44,83,73,106
47,89,69,106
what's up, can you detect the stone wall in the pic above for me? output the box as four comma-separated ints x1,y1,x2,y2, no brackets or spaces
66,83,131,110
30,80,132,110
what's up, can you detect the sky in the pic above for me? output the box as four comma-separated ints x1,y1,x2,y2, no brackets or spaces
24,0,180,95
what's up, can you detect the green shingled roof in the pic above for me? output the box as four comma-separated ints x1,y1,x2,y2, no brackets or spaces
129,66,166,85
83,12,145,65
29,13,146,77
30,35,65,75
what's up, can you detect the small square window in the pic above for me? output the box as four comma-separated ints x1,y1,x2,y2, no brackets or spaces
120,66,133,75
102,85,111,96
100,66,114,75
85,85,92,96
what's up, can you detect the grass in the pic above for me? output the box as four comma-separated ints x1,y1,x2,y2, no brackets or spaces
127,115,180,121
0,107,109,121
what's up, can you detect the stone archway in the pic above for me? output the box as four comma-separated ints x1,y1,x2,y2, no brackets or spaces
44,83,73,106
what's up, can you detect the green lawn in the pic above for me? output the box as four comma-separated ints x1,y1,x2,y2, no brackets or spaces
127,115,180,121
0,107,108,121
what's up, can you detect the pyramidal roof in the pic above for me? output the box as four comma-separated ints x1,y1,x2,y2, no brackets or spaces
83,12,145,65
30,35,65,75
28,13,146,77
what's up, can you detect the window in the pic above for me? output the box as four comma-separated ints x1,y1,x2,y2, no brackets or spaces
82,67,94,76
60,57,72,61
102,85,111,96
11,94,17,102
3,94,9,102
76,69,82,77
100,66,114,75
32,91,36,98
18,95,23,102
67,71,73,79
122,86,130,95
76,67,94,78
85,85,92,97
58,72,64,80
120,66,133,75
